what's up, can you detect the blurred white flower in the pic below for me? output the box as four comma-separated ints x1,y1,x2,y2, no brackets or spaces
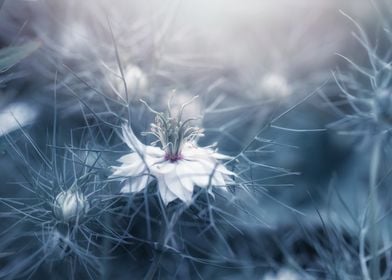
109,65,148,100
60,23,90,57
259,73,291,98
263,268,301,280
53,188,90,222
0,102,38,136
111,102,234,205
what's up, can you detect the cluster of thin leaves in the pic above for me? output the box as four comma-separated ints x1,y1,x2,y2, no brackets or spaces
3,1,392,279
0,6,308,280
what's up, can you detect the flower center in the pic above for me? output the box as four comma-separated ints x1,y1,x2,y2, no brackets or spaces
164,153,183,162
141,96,203,161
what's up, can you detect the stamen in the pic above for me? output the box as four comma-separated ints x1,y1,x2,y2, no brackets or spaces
141,96,203,161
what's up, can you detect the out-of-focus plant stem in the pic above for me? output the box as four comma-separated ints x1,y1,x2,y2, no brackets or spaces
101,213,111,280
369,134,382,280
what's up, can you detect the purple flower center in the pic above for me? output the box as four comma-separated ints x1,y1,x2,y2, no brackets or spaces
164,153,183,162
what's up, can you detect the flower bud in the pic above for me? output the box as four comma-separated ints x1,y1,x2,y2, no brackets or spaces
112,65,148,99
53,189,89,223
259,73,291,98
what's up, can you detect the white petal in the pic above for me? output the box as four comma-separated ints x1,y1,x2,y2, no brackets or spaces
117,153,140,163
210,171,226,186
120,180,131,193
150,160,177,175
175,162,195,192
164,176,193,203
182,145,235,176
163,172,193,204
223,174,235,185
180,160,231,188
183,144,233,161
157,176,178,205
120,175,150,193
111,162,146,178
212,151,234,160
145,146,166,158
122,124,146,152
182,144,212,159
112,147,165,179
191,157,236,176
185,160,212,187
120,124,166,165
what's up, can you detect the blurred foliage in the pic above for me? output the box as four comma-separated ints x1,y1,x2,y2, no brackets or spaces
0,41,40,73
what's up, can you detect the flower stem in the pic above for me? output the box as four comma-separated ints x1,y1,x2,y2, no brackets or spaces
101,213,111,280
369,135,382,279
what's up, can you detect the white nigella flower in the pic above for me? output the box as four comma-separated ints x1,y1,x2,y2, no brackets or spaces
259,72,291,98
111,100,235,205
60,22,90,57
0,102,38,137
263,269,301,280
53,187,90,223
264,269,301,280
110,65,148,100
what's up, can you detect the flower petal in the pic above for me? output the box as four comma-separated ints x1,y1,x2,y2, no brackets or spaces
184,160,212,187
163,171,193,204
145,146,166,158
212,151,234,161
150,160,177,175
117,152,140,163
182,143,212,159
122,124,145,152
152,162,196,205
111,160,146,177
112,148,165,179
191,157,236,176
120,175,150,193
157,176,178,205
210,171,226,186
175,162,196,192
182,145,235,176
